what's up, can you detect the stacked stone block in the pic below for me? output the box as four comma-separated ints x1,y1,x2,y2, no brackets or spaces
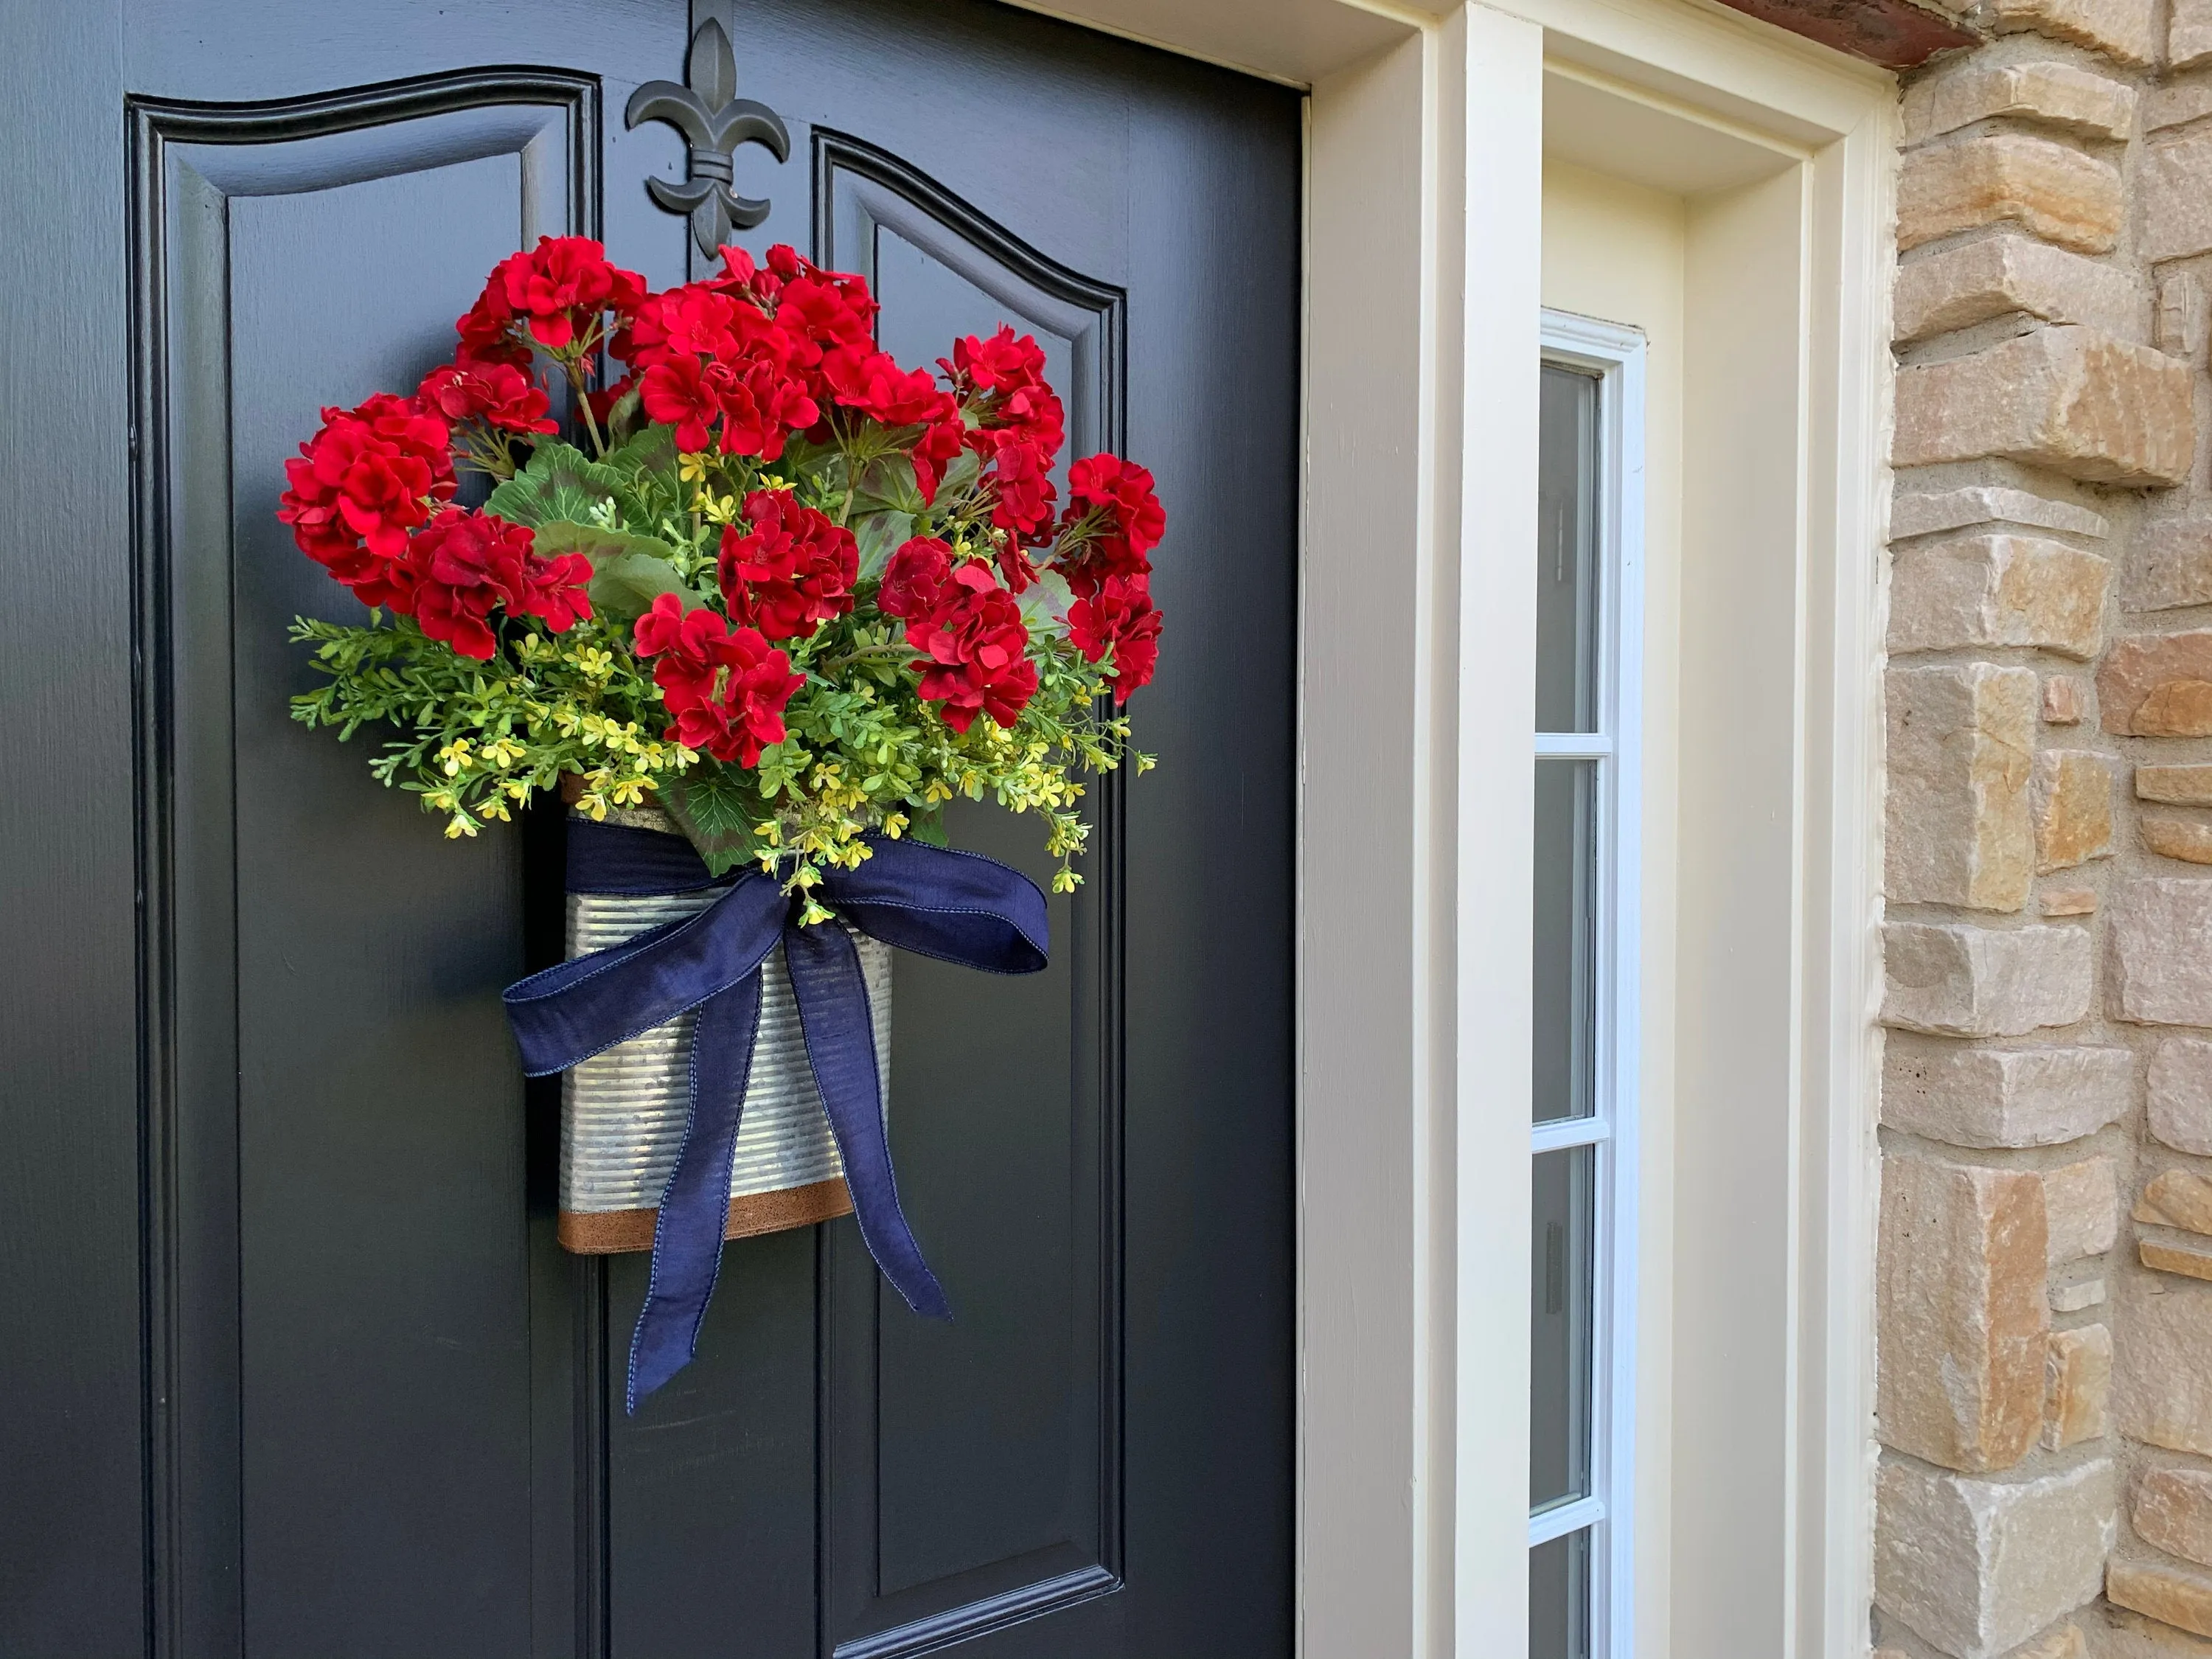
1877,3,2212,1653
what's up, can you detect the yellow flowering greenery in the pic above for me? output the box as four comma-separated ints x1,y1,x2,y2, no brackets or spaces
288,611,699,832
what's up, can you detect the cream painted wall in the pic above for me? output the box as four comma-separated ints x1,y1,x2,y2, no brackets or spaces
1542,155,1686,1659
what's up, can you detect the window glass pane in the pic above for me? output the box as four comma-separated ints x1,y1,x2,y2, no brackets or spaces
1531,1527,1593,1659
1537,364,1601,734
1530,1144,1596,1510
1533,758,1598,1124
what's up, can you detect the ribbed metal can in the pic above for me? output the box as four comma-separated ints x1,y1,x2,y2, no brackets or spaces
555,810,893,1254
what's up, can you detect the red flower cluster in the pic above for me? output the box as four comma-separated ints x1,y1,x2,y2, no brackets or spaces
942,326,1065,556
417,359,555,434
622,243,939,465
407,508,593,660
1048,455,1165,698
632,591,802,765
279,393,588,657
823,345,951,431
458,235,647,361
279,393,456,589
717,490,858,642
285,234,1169,771
1065,572,1162,699
630,284,818,457
878,538,1038,733
946,326,1065,459
1055,454,1164,594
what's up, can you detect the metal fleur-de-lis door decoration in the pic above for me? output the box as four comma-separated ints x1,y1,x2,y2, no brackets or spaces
627,18,790,255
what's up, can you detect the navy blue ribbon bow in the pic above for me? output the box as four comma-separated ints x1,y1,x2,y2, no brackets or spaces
504,819,1048,1411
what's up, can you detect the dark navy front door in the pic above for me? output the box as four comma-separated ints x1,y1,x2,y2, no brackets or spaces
1,2,1298,1653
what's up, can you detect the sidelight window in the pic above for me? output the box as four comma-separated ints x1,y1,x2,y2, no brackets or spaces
1529,313,1644,1659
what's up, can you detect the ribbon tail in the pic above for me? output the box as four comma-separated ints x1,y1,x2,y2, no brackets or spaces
783,922,952,1321
625,970,764,1412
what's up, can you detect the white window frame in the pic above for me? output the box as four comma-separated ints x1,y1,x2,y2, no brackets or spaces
1528,308,1644,1659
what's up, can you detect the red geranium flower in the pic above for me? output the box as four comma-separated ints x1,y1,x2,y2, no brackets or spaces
896,561,1038,734
993,539,1040,596
775,264,877,357
717,358,820,461
1068,453,1164,553
524,552,595,634
631,592,802,765
455,282,527,368
1066,573,1163,699
948,325,1044,395
945,326,1065,463
627,283,745,363
627,282,821,459
879,535,953,620
403,508,588,660
417,359,557,434
717,490,858,641
822,346,955,429
406,508,532,658
453,235,645,367
910,411,968,504
1052,452,1165,594
639,354,724,453
484,235,648,353
985,439,1057,539
705,244,779,304
278,392,456,594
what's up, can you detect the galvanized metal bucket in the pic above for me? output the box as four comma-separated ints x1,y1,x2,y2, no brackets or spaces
556,807,893,1254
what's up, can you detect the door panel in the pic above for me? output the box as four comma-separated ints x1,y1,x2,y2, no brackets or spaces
6,1,1295,1655
134,77,611,1657
812,131,1126,1656
232,159,539,1655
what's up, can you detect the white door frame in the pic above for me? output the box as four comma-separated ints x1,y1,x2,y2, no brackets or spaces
1004,2,1896,1653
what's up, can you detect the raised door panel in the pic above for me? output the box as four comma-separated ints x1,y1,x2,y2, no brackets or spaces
132,80,599,1656
809,133,1127,1658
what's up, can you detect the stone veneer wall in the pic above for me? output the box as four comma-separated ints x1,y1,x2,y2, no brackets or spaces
1873,2,2212,1656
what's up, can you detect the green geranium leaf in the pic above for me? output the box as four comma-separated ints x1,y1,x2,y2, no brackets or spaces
1018,567,1075,630
533,520,703,622
484,441,628,527
664,764,767,874
587,552,705,624
852,509,915,581
933,448,982,502
853,452,928,518
532,518,681,565
602,422,675,482
773,434,838,481
603,383,647,446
